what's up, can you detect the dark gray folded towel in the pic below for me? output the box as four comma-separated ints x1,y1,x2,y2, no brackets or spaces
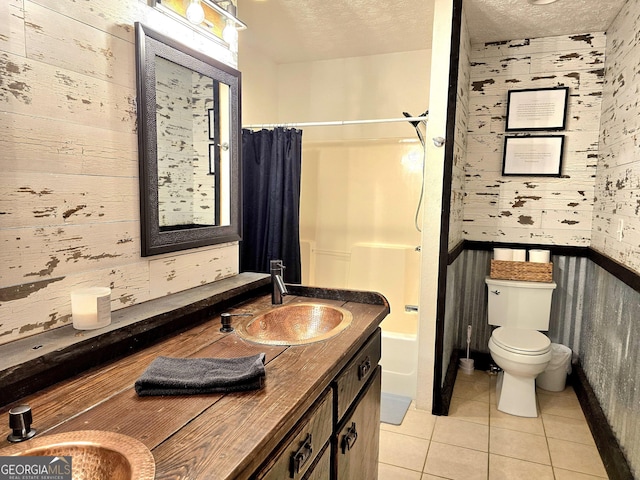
134,353,266,396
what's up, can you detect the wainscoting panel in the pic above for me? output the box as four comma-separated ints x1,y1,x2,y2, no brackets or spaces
458,249,491,353
443,253,465,384
549,255,588,354
581,262,640,478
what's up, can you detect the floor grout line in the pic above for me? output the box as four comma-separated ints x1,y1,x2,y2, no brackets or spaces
378,371,608,480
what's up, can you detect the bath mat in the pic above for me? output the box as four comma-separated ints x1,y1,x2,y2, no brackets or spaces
380,392,412,425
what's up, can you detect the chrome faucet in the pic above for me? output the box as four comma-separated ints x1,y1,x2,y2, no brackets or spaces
270,260,289,305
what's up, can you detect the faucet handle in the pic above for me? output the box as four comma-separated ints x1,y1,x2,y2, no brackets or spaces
220,312,253,333
270,259,285,270
7,405,37,443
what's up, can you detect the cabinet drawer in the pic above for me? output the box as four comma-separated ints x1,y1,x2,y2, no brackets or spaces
334,328,381,421
336,367,381,480
258,389,333,480
302,443,330,480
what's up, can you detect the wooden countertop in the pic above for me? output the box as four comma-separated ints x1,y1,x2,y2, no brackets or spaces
0,290,388,479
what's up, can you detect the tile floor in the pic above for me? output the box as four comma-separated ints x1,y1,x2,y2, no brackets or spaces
379,370,609,480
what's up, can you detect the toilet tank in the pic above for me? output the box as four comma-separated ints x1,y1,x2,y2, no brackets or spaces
485,277,556,330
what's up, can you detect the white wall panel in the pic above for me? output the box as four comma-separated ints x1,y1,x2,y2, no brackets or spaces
0,0,239,344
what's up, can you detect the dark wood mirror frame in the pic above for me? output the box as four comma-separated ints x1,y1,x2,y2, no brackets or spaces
135,22,242,257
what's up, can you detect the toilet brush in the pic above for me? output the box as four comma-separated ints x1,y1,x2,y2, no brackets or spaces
459,325,475,374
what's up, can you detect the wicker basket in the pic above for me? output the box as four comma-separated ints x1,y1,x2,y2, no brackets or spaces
490,260,553,283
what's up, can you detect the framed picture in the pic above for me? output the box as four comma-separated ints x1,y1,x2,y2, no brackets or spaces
506,87,569,131
502,135,564,177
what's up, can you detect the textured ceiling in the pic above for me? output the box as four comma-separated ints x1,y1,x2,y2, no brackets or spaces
238,0,626,64
237,0,435,63
466,0,626,44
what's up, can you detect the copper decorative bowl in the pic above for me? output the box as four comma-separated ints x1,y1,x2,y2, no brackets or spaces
235,303,353,345
0,430,155,480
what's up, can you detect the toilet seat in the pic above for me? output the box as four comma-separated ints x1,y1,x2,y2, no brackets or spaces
491,327,550,356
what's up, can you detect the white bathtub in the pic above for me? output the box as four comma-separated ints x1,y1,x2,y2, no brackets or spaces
380,330,418,399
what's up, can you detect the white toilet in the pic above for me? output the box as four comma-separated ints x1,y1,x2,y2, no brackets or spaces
485,277,557,417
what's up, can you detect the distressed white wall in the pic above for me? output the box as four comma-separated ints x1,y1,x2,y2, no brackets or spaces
463,32,606,246
448,7,471,251
0,0,239,345
442,6,472,385
156,62,216,227
592,0,640,275
586,2,640,473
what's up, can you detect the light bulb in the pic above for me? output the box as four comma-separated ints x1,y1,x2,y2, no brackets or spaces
186,0,205,24
401,148,424,173
223,20,238,51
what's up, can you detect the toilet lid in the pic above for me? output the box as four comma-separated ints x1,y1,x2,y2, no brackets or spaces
492,327,551,355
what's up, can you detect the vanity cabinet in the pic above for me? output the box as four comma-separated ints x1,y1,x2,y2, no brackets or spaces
333,329,381,480
255,328,382,480
334,329,382,420
0,285,390,480
305,445,331,479
257,390,333,480
335,367,381,480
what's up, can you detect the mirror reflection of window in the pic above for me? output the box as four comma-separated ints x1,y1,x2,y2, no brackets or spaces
154,56,231,231
218,82,231,226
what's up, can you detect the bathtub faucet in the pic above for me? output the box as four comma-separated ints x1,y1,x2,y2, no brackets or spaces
270,260,289,305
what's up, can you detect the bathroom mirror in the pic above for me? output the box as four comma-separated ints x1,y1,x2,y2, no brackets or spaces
135,22,241,256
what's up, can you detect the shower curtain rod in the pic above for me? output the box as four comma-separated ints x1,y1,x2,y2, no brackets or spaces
242,115,428,129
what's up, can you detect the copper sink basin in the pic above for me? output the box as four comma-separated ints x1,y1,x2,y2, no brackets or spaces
235,303,352,345
0,430,155,480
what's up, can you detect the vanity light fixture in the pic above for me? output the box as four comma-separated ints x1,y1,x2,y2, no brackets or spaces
155,0,246,41
205,0,247,31
528,0,559,4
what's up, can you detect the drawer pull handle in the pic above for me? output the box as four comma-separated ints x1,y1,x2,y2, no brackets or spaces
358,356,371,380
289,433,313,478
341,422,358,454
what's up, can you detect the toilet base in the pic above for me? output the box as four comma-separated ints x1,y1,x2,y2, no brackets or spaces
495,370,539,417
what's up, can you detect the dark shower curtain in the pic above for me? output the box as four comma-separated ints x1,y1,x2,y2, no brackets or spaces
240,127,303,284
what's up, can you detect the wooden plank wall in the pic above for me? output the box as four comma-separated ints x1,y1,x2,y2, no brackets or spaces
584,6,640,474
0,0,239,345
462,31,606,246
448,6,471,251
592,0,640,275
442,9,472,382
156,60,215,227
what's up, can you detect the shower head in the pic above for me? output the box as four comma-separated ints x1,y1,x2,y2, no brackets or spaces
402,110,429,234
402,111,420,127
403,110,428,147
403,111,419,127
402,110,428,127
